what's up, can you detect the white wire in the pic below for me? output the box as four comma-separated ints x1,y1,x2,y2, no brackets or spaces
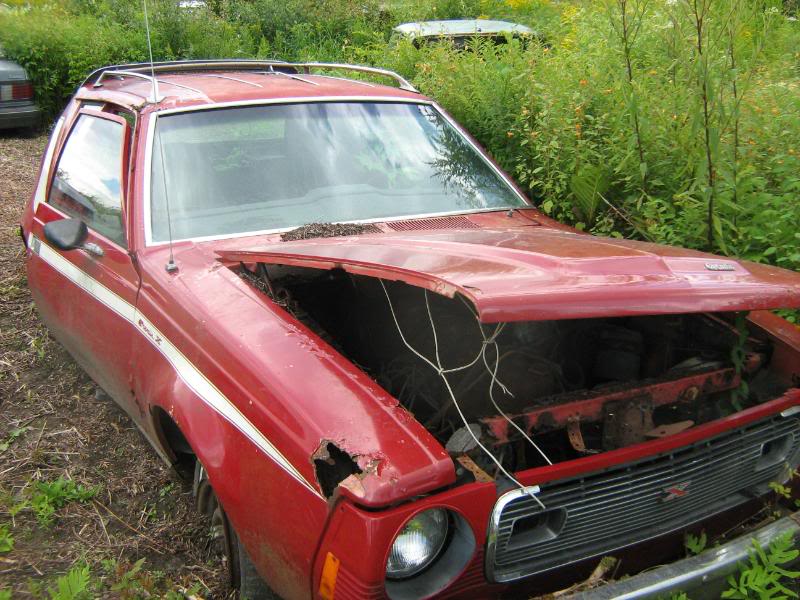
480,332,553,466
381,281,545,509
454,292,554,465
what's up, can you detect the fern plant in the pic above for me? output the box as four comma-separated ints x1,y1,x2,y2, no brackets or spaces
722,533,800,599
685,531,708,556
47,565,91,600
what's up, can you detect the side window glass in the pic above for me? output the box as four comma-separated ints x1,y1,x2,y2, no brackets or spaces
47,115,126,247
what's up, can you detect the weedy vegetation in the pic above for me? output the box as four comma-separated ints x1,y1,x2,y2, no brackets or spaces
722,533,800,599
1,0,799,597
685,531,708,556
1,0,798,292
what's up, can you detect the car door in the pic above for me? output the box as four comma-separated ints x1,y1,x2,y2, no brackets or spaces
25,107,142,419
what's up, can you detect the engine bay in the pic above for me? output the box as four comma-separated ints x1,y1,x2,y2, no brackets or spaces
239,264,794,484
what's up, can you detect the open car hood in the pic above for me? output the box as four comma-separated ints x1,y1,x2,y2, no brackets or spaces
217,227,800,322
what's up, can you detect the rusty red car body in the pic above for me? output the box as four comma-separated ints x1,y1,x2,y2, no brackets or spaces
19,61,800,600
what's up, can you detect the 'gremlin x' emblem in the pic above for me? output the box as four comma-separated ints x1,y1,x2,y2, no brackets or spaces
662,481,690,501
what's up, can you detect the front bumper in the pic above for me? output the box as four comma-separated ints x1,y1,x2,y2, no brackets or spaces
0,103,41,130
571,511,800,600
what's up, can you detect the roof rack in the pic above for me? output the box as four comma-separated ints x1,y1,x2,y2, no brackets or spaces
84,59,418,95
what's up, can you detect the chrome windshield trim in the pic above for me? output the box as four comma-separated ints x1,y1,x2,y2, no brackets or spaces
142,98,531,247
150,95,431,116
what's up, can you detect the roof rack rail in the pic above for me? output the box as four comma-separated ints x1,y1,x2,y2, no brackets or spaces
84,59,418,94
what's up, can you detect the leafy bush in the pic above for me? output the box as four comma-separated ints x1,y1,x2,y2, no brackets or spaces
0,1,257,119
381,0,800,274
0,5,148,119
0,0,798,280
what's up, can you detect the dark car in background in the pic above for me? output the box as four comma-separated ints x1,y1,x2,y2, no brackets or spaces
0,57,40,130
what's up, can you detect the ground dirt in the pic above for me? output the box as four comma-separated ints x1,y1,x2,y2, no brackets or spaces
0,130,229,597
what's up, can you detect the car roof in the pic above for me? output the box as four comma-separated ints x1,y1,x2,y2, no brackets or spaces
76,61,425,113
393,19,535,38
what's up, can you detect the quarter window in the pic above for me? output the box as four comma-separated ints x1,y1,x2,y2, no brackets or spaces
48,114,126,246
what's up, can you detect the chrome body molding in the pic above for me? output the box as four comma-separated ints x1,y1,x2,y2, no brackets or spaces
568,511,800,600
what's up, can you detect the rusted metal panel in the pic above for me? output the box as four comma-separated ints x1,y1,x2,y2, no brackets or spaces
482,368,740,443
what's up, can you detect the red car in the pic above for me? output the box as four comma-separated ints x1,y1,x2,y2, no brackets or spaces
20,60,800,600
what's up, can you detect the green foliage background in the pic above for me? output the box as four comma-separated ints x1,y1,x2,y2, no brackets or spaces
1,0,799,290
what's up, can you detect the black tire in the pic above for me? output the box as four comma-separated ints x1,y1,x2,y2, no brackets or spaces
193,461,277,599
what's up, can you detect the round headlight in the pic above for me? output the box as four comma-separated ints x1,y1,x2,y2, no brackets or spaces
386,508,449,579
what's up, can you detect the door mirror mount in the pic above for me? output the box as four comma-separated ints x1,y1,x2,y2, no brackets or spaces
43,218,89,251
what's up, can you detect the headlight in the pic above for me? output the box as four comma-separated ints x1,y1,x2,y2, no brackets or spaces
386,508,449,579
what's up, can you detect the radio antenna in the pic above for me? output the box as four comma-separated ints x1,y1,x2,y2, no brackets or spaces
142,0,160,103
142,0,173,271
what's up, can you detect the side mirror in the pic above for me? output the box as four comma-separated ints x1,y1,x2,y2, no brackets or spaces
44,218,88,251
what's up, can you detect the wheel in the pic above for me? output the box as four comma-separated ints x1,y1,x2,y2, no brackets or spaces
193,461,277,599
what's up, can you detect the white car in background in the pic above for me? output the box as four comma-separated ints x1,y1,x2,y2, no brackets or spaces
393,19,543,48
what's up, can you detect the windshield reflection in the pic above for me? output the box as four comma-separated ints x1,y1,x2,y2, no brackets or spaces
150,102,526,242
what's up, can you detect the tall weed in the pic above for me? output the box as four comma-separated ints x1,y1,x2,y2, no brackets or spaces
0,0,798,274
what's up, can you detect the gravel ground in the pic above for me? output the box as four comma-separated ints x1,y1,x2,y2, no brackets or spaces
0,130,228,597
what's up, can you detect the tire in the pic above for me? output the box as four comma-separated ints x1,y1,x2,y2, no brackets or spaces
193,461,277,599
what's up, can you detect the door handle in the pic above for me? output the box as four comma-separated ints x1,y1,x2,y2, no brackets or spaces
83,242,104,258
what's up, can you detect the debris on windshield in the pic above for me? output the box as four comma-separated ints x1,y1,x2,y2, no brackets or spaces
280,222,380,242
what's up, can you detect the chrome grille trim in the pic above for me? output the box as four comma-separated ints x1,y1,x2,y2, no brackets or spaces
486,411,800,583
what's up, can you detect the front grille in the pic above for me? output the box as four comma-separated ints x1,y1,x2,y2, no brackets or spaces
487,411,800,583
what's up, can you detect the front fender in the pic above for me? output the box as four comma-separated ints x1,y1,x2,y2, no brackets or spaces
132,317,329,600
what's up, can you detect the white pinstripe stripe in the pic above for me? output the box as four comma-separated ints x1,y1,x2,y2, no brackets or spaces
31,235,324,499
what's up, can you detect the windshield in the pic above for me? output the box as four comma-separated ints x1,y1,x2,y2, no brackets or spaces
149,102,526,242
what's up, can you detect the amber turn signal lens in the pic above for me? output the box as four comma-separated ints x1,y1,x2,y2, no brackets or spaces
319,552,340,600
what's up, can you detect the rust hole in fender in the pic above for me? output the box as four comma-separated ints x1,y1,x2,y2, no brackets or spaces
312,441,363,498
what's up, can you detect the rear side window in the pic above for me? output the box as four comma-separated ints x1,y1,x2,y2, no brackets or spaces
48,114,126,247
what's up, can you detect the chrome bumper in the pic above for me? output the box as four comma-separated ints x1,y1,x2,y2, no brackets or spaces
569,511,800,600
0,103,41,129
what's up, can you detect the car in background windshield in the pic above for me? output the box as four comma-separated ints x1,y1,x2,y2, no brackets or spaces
392,19,542,48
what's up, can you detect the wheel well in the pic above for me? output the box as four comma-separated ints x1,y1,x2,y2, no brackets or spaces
152,407,196,479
